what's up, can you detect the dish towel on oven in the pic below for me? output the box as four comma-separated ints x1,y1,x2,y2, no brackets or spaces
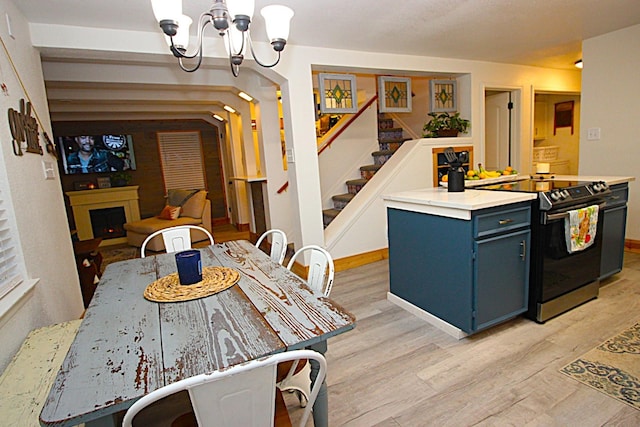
565,204,599,253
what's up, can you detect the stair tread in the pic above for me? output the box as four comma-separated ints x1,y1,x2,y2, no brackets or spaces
333,193,355,201
323,208,341,217
378,127,403,132
360,164,382,171
346,178,368,185
372,149,396,156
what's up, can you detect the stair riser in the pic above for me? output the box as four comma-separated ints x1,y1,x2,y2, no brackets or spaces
378,141,403,151
333,199,349,210
361,169,376,180
378,129,403,141
347,183,366,194
373,153,393,166
378,118,394,129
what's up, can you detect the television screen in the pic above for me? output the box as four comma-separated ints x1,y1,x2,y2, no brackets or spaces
58,134,136,175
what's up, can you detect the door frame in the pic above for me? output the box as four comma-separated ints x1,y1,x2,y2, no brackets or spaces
482,84,523,173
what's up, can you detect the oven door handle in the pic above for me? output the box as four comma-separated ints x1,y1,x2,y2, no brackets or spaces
544,202,607,222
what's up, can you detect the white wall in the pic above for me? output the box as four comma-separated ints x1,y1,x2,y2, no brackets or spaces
580,24,640,240
0,0,84,371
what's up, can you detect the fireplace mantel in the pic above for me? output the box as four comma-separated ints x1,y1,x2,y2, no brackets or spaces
66,186,140,246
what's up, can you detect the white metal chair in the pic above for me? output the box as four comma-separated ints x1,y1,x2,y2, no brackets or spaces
140,225,214,258
279,245,334,408
256,229,288,265
286,245,334,297
122,349,326,427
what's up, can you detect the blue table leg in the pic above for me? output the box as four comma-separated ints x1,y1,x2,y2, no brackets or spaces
308,340,328,427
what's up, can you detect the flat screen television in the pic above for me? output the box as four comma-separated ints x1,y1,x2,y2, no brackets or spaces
58,134,136,175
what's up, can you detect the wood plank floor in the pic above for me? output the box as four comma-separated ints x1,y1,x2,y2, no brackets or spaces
288,250,640,426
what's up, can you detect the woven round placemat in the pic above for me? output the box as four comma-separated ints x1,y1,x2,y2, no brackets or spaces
144,266,240,302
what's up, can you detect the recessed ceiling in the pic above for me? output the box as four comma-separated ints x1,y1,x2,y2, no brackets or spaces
15,0,640,70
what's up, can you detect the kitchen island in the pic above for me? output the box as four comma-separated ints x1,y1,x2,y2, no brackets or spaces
383,188,537,338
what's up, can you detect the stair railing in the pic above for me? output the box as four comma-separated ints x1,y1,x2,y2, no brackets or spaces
277,94,379,194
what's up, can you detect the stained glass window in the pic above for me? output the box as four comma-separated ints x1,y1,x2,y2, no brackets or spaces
430,80,457,112
378,76,412,113
318,73,357,113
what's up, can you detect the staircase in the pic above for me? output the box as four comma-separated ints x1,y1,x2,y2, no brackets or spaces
322,115,409,227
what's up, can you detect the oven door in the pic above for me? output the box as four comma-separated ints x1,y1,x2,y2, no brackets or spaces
538,201,605,303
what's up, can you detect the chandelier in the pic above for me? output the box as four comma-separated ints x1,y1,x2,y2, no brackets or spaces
151,0,294,76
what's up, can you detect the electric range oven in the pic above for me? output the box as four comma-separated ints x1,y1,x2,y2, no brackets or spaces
475,178,611,322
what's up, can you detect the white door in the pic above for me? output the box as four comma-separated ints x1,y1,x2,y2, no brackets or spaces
485,92,512,170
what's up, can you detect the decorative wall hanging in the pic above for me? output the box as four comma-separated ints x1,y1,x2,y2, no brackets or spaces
318,73,357,114
430,79,457,112
8,98,43,155
378,76,412,113
554,100,574,135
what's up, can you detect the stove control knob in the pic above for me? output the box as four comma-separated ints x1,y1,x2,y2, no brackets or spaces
592,182,602,192
599,181,609,191
560,189,570,199
550,190,561,201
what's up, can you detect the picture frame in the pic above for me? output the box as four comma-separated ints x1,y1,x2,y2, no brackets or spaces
97,177,112,189
554,100,574,135
318,73,357,114
430,79,457,112
378,76,412,113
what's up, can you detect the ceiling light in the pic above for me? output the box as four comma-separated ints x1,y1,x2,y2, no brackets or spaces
212,114,225,121
150,0,294,76
223,105,236,113
574,59,583,69
238,91,253,102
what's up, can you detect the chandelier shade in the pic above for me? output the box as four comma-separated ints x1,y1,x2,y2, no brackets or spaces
150,0,294,76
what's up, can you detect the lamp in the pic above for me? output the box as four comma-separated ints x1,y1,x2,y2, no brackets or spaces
151,0,294,76
574,59,583,69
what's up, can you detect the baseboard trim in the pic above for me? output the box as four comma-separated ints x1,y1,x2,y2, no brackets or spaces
387,292,468,340
212,217,230,227
334,248,388,272
625,239,640,251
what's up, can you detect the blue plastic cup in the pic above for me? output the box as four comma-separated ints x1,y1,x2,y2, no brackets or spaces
175,250,202,285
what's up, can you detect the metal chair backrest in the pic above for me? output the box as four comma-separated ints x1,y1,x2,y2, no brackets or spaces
286,245,334,296
140,225,214,258
256,229,288,265
122,349,326,427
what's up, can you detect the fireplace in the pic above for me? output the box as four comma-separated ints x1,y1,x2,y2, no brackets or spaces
90,207,127,239
66,186,140,246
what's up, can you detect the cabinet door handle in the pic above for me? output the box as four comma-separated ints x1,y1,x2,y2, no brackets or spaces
499,218,514,225
520,240,526,260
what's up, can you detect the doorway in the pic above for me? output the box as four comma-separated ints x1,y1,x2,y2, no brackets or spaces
484,88,521,171
532,92,581,175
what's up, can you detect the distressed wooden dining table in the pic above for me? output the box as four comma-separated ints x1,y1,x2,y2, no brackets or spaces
40,239,355,427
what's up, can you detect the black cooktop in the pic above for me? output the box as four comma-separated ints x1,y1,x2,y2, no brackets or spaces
475,177,610,211
474,179,591,193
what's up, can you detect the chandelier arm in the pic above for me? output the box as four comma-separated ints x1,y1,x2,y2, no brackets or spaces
178,52,204,72
170,13,213,60
247,33,281,68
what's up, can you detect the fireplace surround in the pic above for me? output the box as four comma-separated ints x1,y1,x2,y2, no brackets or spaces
66,186,140,246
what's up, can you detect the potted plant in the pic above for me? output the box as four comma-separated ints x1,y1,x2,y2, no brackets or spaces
422,111,470,138
110,171,132,187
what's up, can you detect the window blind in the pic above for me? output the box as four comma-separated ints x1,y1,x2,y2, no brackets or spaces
0,189,22,298
158,131,206,191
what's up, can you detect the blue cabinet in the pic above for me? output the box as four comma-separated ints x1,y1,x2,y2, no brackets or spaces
388,201,531,334
600,183,629,280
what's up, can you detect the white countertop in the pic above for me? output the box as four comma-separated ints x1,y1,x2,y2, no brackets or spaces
383,188,537,220
383,175,633,220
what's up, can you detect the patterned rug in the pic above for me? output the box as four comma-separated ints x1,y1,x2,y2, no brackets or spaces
100,245,139,270
560,322,640,410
